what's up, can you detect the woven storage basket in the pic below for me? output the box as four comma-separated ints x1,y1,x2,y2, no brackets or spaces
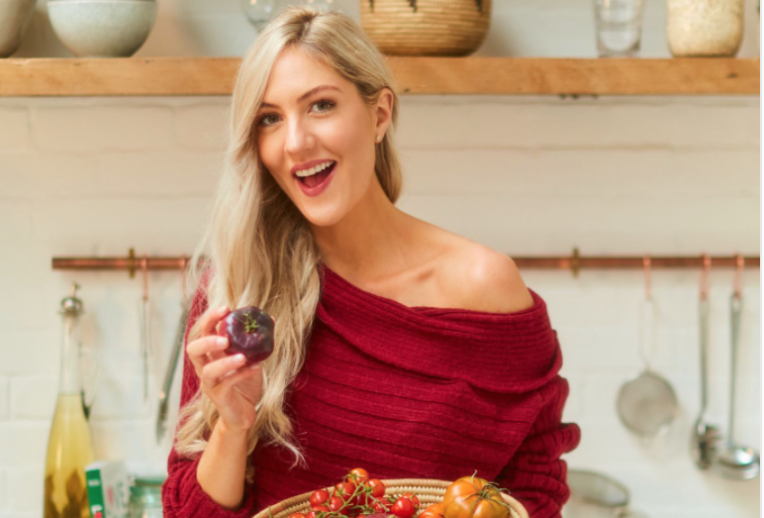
252,479,528,518
359,0,492,56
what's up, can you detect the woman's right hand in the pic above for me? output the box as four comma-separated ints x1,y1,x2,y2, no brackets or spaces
186,305,264,433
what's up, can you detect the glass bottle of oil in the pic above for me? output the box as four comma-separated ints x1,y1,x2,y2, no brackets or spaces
44,283,95,518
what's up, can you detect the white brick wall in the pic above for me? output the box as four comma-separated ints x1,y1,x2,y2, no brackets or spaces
0,0,760,517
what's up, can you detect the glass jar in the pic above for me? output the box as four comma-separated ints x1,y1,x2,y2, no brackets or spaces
128,476,166,518
667,0,744,57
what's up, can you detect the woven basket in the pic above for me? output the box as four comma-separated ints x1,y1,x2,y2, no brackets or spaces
359,0,492,56
252,479,528,518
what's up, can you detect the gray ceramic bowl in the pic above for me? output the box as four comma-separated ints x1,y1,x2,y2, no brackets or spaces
0,0,37,57
48,0,157,57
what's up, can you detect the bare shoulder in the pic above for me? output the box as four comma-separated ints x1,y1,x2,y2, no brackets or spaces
445,242,535,314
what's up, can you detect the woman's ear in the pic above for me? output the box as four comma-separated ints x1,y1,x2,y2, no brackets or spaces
373,87,394,136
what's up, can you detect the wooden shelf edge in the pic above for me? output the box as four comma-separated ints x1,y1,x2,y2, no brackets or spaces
0,56,759,97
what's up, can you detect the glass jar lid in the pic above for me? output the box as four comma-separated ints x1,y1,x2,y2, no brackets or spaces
129,475,167,506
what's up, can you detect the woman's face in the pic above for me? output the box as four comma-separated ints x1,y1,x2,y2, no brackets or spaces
255,46,391,227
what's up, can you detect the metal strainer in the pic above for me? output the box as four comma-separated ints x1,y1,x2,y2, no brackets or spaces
616,293,678,437
566,469,649,518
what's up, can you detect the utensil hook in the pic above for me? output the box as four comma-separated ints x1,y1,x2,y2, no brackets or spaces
142,256,149,302
733,253,744,300
638,255,658,371
644,255,652,302
179,256,188,303
699,253,711,300
698,253,712,413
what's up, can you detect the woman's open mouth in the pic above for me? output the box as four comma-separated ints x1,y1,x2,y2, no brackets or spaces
295,161,337,197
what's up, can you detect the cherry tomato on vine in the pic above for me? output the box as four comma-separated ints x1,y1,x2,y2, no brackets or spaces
391,497,415,518
367,479,386,498
401,494,420,508
288,513,306,518
347,468,370,484
310,489,330,508
336,481,357,500
305,512,317,518
329,496,346,513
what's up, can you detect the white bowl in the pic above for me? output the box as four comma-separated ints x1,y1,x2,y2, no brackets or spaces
48,0,157,57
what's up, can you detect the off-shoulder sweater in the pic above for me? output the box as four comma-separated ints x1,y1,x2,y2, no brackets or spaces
161,263,581,518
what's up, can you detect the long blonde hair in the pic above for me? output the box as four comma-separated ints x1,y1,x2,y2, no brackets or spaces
173,5,404,482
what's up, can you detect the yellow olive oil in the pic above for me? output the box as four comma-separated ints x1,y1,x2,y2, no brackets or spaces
44,394,94,518
44,284,96,518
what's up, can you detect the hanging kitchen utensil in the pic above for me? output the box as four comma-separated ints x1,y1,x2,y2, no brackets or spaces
566,469,649,518
156,257,191,444
616,256,679,439
139,256,151,404
567,468,630,507
712,255,760,480
691,254,721,469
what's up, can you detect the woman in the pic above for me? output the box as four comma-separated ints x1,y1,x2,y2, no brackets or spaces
162,6,581,518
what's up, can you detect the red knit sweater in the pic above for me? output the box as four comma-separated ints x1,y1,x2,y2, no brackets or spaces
162,263,581,518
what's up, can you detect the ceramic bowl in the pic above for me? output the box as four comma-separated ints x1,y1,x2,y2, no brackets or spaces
48,0,157,57
0,0,37,57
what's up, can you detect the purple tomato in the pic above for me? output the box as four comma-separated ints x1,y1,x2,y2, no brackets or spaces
219,306,275,365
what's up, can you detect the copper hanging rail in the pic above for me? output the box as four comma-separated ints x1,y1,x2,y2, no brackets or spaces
51,247,759,279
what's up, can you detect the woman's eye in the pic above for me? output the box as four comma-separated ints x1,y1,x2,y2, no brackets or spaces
257,99,335,128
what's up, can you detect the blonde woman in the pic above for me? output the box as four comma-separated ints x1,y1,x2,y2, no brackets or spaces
161,6,581,518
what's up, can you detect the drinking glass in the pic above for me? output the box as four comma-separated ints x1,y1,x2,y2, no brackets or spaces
240,0,279,31
241,0,345,30
593,0,646,57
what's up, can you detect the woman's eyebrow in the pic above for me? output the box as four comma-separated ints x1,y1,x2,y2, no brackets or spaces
260,85,341,109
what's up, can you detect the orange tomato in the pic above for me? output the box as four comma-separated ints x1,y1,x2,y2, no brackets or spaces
442,473,511,518
419,503,445,518
347,467,370,484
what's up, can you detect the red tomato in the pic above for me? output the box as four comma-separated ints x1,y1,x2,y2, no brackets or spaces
391,498,415,518
310,489,330,508
305,512,317,518
288,514,306,518
313,505,331,514
401,494,420,508
348,468,370,484
329,496,345,513
353,491,369,508
336,481,357,501
367,479,386,499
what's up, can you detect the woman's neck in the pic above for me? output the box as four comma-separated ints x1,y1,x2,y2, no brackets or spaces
312,183,426,285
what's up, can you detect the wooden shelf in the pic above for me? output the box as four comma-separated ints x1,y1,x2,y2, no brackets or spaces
0,57,758,97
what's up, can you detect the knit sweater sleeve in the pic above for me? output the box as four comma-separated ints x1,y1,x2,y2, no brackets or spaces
161,272,259,518
493,376,581,518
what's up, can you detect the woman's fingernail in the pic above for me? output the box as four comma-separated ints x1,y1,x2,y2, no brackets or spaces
234,354,245,363
216,337,226,346
218,306,228,314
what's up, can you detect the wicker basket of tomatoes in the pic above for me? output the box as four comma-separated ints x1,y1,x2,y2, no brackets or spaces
252,468,529,518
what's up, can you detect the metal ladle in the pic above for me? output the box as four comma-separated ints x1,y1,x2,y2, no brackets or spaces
691,255,720,469
712,256,760,480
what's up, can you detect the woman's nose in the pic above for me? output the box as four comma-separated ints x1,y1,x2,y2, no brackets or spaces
285,121,314,154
